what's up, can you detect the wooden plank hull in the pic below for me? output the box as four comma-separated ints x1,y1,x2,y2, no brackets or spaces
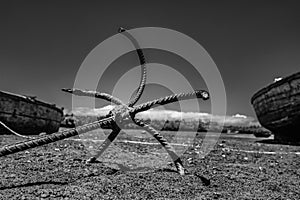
0,90,64,135
251,71,300,142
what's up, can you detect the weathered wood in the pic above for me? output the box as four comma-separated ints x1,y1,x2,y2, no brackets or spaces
251,71,300,142
0,90,63,135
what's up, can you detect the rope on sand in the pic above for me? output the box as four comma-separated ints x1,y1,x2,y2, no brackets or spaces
0,121,35,140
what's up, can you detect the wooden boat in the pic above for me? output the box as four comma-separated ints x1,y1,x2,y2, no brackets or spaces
0,90,64,135
251,71,300,142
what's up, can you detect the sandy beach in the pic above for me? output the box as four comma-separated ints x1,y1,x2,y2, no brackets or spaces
0,130,299,199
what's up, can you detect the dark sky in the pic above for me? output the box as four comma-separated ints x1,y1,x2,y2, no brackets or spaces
0,1,299,118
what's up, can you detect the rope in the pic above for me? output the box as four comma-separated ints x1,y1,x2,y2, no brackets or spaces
0,117,114,157
118,27,147,107
0,121,35,139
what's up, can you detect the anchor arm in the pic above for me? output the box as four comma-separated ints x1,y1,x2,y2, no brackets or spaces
86,124,121,163
62,88,125,105
118,27,147,107
131,90,209,114
0,117,114,157
133,118,185,175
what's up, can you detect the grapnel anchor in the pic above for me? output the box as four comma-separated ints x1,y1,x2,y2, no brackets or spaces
0,27,209,175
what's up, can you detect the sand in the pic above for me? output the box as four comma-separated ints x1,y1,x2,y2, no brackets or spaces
0,130,299,199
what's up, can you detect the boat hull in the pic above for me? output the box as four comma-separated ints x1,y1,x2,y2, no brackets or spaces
0,91,63,135
251,72,300,142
